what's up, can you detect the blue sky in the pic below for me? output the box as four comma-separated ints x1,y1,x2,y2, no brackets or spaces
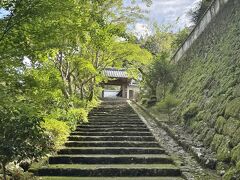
0,8,9,18
129,0,201,36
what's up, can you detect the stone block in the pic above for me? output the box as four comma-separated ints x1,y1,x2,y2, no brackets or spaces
222,117,240,137
215,116,226,133
225,97,240,119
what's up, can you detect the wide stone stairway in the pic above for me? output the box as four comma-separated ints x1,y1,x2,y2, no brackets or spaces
36,101,183,179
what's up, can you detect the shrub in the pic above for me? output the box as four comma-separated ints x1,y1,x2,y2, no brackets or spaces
46,107,89,130
41,118,70,150
156,95,180,121
0,105,50,180
66,108,88,128
86,99,101,111
141,98,149,106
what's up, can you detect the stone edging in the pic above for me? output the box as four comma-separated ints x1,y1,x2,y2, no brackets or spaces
131,100,217,170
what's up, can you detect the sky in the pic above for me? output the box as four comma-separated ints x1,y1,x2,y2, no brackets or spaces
0,0,201,37
130,0,201,37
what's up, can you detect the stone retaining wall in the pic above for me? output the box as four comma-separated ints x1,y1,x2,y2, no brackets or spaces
172,0,230,63
172,0,240,178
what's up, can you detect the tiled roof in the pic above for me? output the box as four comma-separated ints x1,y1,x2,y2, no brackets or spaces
103,68,128,78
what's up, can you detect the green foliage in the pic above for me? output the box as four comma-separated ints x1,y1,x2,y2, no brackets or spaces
155,94,180,121
139,24,189,99
156,95,180,112
0,104,51,179
141,25,175,55
182,103,199,124
41,118,70,150
145,55,175,97
66,108,88,128
45,107,89,130
171,28,190,50
188,0,212,24
0,2,153,178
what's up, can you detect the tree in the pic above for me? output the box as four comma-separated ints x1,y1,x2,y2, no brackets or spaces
139,23,190,99
147,54,175,98
188,0,213,24
0,1,153,177
171,27,190,50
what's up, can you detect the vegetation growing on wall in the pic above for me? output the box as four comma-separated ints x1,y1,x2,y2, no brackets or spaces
140,1,240,179
188,0,213,24
172,1,240,179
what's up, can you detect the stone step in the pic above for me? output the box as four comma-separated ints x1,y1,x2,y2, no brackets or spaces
89,116,140,119
34,101,183,179
58,147,165,155
70,132,153,136
88,120,143,123
38,176,184,180
88,118,141,121
77,124,147,128
85,122,145,125
75,128,150,132
89,114,138,117
89,114,139,116
68,136,155,141
65,141,160,147
37,164,181,177
49,154,173,164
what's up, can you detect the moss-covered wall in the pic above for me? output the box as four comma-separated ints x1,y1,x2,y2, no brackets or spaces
173,0,240,178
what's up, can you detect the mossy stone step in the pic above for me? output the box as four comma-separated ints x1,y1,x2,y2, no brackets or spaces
85,122,145,125
34,101,183,179
89,116,140,119
90,111,136,116
38,176,184,180
89,115,139,118
70,132,153,136
88,118,142,121
49,154,173,164
36,164,181,177
58,147,165,155
68,136,155,141
88,115,140,118
78,124,146,128
75,128,150,132
77,125,147,129
65,141,160,147
87,120,143,123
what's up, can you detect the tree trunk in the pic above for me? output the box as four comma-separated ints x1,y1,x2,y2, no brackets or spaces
2,162,7,180
67,74,73,96
80,85,84,100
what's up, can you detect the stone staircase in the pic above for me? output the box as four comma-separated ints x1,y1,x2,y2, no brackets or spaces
35,101,183,179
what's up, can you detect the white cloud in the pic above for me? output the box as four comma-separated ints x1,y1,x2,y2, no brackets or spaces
132,23,152,38
134,0,201,31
